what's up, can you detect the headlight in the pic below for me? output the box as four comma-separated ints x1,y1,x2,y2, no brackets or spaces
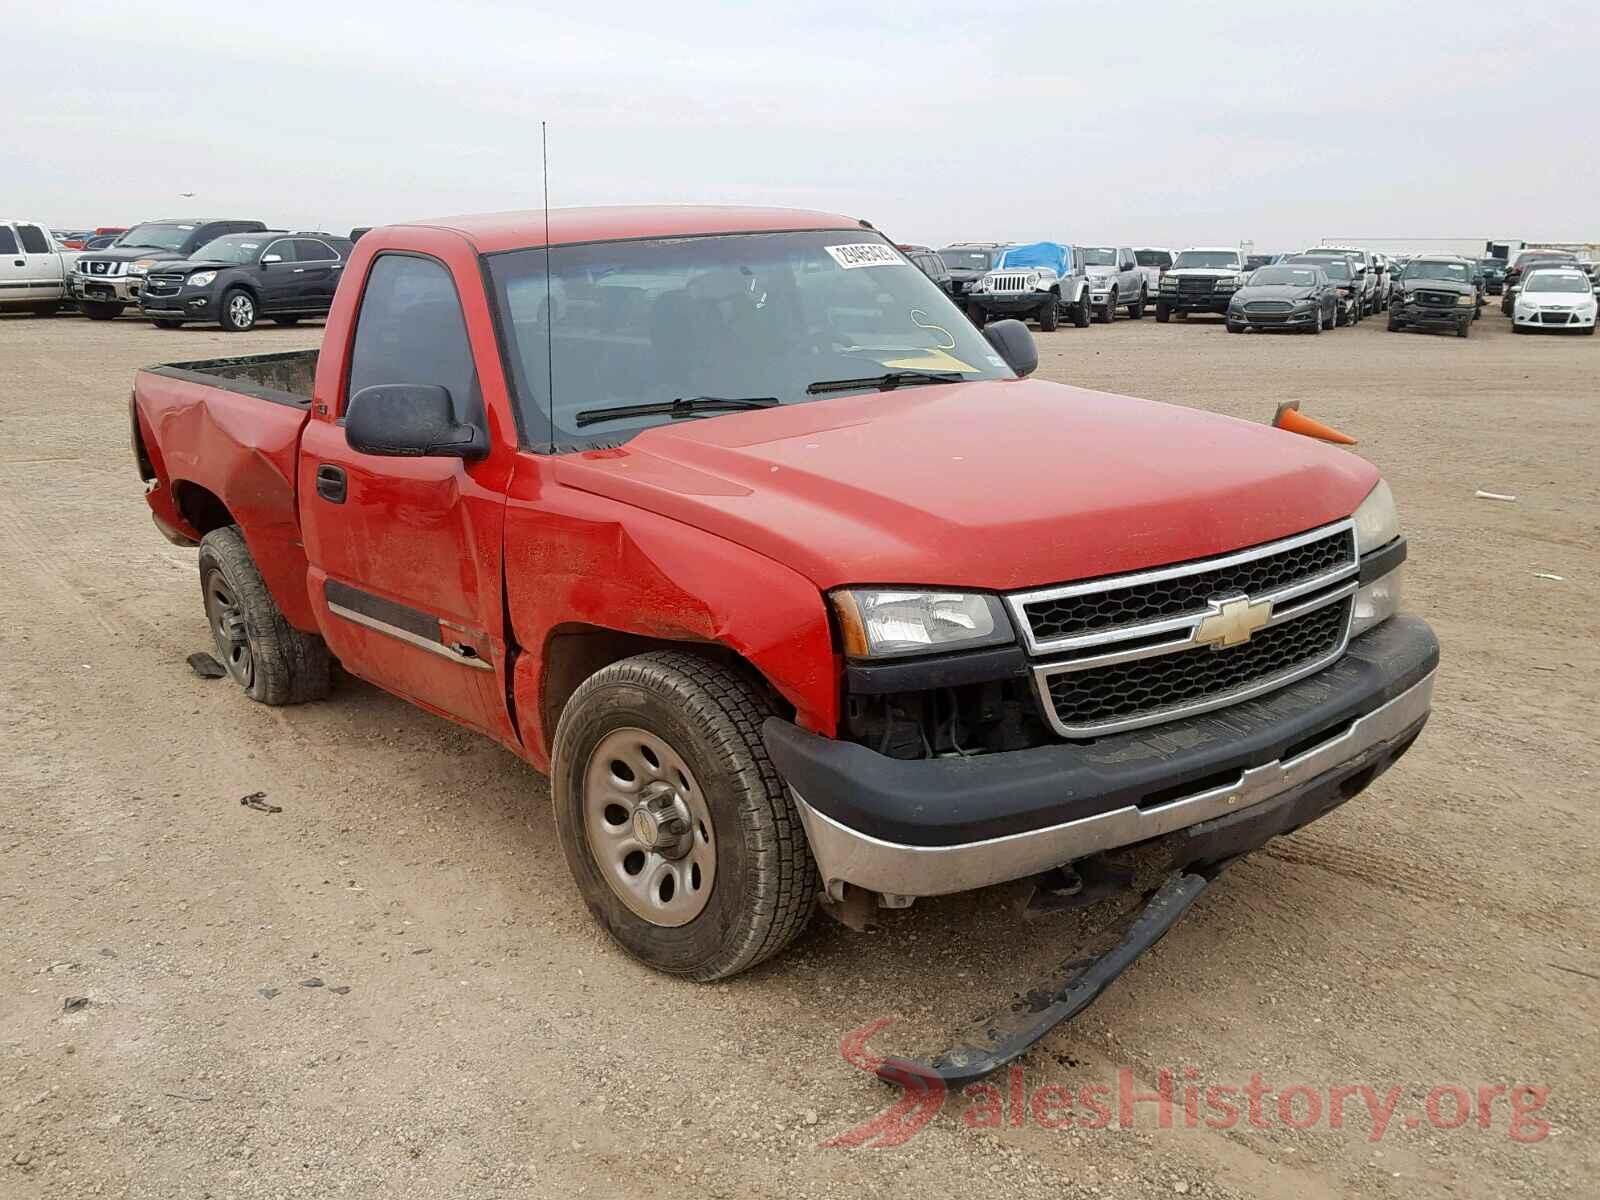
1352,479,1399,556
129,260,155,276
831,590,1013,659
1215,277,1238,290
187,271,217,288
1456,294,1475,308
1159,277,1178,290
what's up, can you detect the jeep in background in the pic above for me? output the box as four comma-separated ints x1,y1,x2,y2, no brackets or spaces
1156,247,1247,321
1386,256,1477,338
71,218,267,320
966,241,1091,330
0,219,79,315
138,231,354,331
1081,246,1147,321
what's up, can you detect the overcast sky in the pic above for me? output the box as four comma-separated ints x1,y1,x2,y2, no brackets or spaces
13,1,1599,252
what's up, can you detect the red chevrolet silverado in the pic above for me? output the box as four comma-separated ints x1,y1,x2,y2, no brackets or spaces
131,206,1435,1077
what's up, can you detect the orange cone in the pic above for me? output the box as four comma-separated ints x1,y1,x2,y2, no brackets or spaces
1272,400,1357,445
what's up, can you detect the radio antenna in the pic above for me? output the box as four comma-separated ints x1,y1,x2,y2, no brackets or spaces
542,120,555,454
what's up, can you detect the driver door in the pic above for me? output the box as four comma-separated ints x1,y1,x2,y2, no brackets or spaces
299,250,516,742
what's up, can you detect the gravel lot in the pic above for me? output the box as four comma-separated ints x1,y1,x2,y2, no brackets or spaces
2,305,1595,1199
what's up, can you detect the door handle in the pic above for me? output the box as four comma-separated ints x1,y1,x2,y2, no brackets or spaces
315,464,347,503
11,260,23,267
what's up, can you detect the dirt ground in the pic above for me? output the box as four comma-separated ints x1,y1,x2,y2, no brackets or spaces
2,303,1596,1199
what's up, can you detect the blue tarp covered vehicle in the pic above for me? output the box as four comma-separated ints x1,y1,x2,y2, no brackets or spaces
967,241,1089,330
997,242,1074,275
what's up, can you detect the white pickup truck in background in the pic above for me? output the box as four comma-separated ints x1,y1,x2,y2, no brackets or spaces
0,220,79,314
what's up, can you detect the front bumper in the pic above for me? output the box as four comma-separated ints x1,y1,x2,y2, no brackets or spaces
1394,302,1469,329
71,273,142,303
969,291,1053,316
140,289,219,321
1158,290,1232,312
1230,305,1319,328
765,615,1437,900
1513,308,1595,329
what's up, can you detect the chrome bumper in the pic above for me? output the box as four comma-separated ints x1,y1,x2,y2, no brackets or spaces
793,670,1435,901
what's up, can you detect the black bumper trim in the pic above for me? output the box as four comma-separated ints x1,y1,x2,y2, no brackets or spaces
764,615,1437,847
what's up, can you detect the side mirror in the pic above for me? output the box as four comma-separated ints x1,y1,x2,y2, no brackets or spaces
983,319,1038,377
261,254,282,267
344,384,488,459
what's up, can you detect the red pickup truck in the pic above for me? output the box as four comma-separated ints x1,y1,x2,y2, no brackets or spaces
132,206,1435,1072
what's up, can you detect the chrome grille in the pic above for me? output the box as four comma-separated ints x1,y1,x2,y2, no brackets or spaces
1245,301,1293,313
1415,290,1454,307
986,272,1033,293
1007,521,1359,738
143,275,184,296
1178,277,1214,293
1044,599,1351,734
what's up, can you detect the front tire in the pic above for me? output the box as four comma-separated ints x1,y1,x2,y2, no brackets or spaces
551,651,816,981
81,301,124,321
1387,312,1401,332
1071,293,1092,327
1038,296,1060,331
1128,287,1146,319
1095,289,1116,323
197,526,331,705
966,302,986,329
1156,303,1171,323
1457,318,1471,338
219,288,258,332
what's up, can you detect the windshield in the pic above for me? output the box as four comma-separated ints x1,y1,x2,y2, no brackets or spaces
1134,250,1170,268
191,234,268,264
490,231,1013,448
939,248,999,272
1248,266,1319,287
1081,247,1118,266
1172,251,1241,270
1523,272,1589,293
116,223,196,252
1403,260,1470,283
1288,257,1350,280
1513,251,1574,268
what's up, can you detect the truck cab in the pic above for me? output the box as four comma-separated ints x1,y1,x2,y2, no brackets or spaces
130,206,1435,1008
0,220,78,314
1080,246,1147,321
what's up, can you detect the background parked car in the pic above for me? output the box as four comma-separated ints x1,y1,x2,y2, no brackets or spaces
139,231,353,331
898,244,958,298
1387,256,1477,338
1281,255,1362,325
1300,247,1379,314
1132,247,1172,297
1511,267,1596,335
965,241,1091,330
71,218,267,320
937,242,1011,315
1244,253,1275,272
1225,263,1339,333
1478,258,1507,295
1081,246,1147,321
1155,246,1247,321
0,219,79,314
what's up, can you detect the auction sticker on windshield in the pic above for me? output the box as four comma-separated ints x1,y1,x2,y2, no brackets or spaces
825,243,905,269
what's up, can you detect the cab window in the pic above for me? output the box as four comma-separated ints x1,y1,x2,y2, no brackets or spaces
16,224,51,253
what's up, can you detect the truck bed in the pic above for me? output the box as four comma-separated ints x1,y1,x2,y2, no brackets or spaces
133,350,319,629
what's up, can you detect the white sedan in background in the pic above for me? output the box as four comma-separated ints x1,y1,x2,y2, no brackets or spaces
1512,268,1597,334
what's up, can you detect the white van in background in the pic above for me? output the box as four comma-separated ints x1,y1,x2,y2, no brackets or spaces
0,221,79,314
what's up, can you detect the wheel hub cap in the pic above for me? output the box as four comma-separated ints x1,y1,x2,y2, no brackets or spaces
583,728,716,927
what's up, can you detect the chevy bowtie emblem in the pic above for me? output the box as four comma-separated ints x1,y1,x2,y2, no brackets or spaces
1194,593,1273,648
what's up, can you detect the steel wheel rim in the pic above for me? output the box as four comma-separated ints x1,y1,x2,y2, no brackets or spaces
583,727,716,927
230,295,254,326
203,571,253,688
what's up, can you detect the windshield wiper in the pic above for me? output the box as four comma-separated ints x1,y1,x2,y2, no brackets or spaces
573,395,779,428
805,370,965,395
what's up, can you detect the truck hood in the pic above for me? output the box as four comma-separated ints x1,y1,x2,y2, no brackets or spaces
1165,267,1242,280
550,378,1378,592
1232,284,1317,302
77,247,189,266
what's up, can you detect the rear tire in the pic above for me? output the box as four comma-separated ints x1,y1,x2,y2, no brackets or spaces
197,526,331,705
1128,287,1146,319
1038,297,1060,331
81,301,123,321
219,288,258,332
551,651,816,981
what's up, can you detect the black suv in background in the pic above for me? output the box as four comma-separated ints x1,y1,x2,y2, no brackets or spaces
936,242,1010,315
898,244,958,298
71,218,267,320
138,231,353,331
